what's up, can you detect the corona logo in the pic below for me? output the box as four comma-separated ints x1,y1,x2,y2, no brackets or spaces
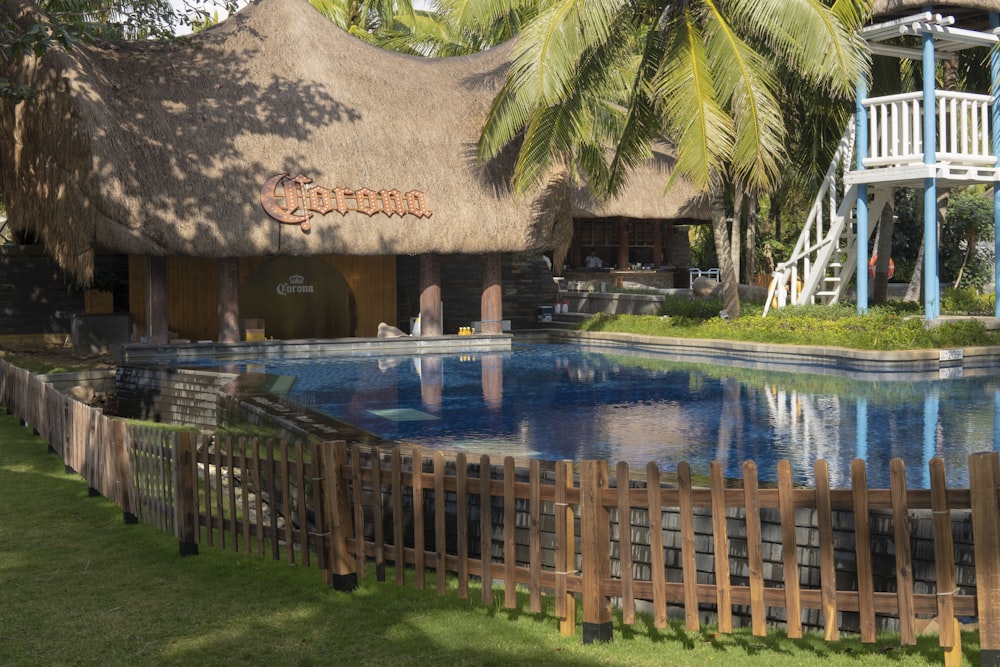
276,274,315,296
260,173,433,231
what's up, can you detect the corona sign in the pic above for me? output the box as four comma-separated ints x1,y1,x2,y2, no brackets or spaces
260,173,432,231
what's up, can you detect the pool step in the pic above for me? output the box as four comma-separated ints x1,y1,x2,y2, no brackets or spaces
539,312,591,330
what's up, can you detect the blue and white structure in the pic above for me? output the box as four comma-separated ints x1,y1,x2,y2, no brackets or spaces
766,5,1000,321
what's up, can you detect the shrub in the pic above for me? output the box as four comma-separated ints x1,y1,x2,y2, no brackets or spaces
929,319,995,348
941,287,995,315
656,295,726,321
576,303,1000,350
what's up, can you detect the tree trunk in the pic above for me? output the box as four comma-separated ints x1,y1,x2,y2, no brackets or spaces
871,191,895,305
743,195,758,285
906,190,950,302
711,183,741,319
954,232,977,289
730,189,743,284
905,240,923,302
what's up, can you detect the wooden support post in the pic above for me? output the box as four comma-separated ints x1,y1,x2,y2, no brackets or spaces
322,441,358,592
851,459,876,643
678,462,700,631
743,461,767,637
418,253,442,336
814,460,838,641
217,258,240,343
503,457,516,608
174,431,199,556
556,460,576,637
969,452,1000,666
777,460,802,638
889,459,916,645
929,458,961,666
146,256,169,344
113,419,138,525
710,462,734,633
580,460,612,643
480,253,503,335
479,454,492,604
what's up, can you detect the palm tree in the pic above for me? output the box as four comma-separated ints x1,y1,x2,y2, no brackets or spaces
309,0,539,57
477,0,872,318
310,0,418,44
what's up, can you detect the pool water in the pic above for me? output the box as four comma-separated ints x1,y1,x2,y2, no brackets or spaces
204,343,1000,489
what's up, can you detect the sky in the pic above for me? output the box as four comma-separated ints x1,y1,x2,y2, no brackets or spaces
169,0,436,34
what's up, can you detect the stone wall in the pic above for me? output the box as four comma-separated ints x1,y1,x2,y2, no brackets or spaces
115,366,238,429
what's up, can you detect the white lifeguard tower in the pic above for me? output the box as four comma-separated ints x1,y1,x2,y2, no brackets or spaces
766,7,1000,320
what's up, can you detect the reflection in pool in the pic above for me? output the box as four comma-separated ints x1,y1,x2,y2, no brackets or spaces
206,344,1000,489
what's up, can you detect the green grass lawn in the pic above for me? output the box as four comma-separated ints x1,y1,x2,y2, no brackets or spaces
579,300,1000,351
0,410,980,666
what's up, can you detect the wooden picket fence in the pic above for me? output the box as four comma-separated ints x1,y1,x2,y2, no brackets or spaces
2,358,999,666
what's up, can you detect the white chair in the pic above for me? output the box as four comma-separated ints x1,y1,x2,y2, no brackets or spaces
705,268,720,280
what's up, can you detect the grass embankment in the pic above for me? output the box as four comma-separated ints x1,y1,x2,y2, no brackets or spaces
579,298,1000,351
0,411,978,666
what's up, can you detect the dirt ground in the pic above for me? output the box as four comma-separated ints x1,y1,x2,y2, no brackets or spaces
0,340,116,373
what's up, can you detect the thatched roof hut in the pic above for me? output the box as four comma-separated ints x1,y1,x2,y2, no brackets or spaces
874,0,1000,14
872,0,1000,24
0,0,706,283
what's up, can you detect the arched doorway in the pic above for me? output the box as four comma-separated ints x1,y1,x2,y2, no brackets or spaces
239,257,357,339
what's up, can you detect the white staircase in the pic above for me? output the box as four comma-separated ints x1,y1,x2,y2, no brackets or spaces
764,126,889,315
764,11,1000,318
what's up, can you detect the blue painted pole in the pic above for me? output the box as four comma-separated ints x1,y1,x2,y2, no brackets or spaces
856,76,869,315
856,396,868,463
923,389,939,489
994,390,1000,452
923,30,940,320
991,12,1000,317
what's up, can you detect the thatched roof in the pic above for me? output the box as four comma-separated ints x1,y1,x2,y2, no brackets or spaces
872,0,1000,22
0,0,707,281
571,143,709,221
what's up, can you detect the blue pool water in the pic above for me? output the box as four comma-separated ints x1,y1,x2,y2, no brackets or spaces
200,343,1000,489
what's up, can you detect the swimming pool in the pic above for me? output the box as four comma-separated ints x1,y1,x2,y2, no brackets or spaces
194,343,1000,489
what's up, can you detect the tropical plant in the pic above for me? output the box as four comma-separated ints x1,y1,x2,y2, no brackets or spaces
309,0,418,44
1,0,240,102
941,187,995,291
477,0,872,320
308,0,540,58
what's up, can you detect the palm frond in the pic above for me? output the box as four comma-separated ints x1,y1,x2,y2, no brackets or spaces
508,0,626,105
650,11,733,190
607,24,668,198
701,0,783,193
725,0,868,97
478,77,535,161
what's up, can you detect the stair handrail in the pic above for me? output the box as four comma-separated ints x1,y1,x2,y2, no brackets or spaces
764,124,856,316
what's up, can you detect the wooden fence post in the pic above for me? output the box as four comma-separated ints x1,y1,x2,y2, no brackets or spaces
580,460,611,643
969,452,1000,666
174,431,199,557
113,419,138,524
929,458,961,667
555,460,576,637
321,441,357,592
